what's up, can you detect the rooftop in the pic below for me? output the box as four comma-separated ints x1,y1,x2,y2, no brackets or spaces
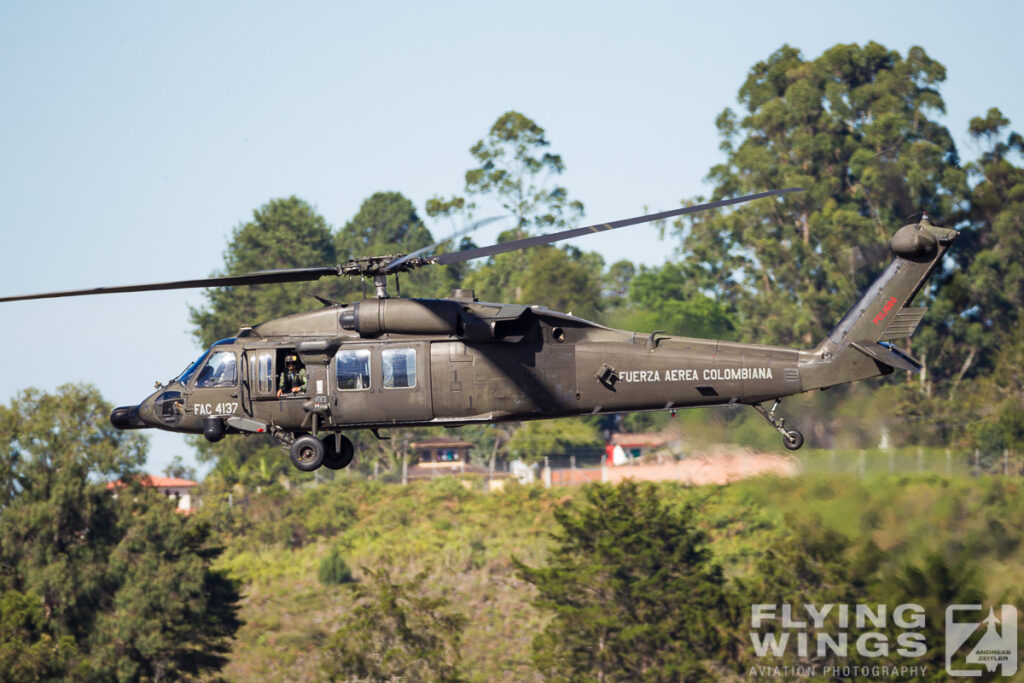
410,437,475,449
106,475,199,490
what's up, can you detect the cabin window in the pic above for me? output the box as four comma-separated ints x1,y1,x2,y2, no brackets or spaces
382,347,416,389
336,349,371,390
195,351,237,388
154,391,183,426
255,353,273,393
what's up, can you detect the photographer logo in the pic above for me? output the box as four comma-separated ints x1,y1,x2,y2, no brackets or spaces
945,604,1017,677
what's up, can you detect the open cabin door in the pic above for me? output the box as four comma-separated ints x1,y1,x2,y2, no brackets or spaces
246,349,276,413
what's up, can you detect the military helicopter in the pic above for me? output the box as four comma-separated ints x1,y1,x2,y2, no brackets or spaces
0,189,957,471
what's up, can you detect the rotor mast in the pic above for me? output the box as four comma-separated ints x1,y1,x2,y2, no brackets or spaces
338,254,438,298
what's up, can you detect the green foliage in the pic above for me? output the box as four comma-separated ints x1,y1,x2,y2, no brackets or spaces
0,384,145,640
0,384,241,680
336,190,462,299
317,546,354,586
617,261,736,338
189,195,335,349
917,107,1024,392
675,43,965,347
197,476,359,548
87,497,243,681
0,589,76,681
462,243,606,319
321,565,468,682
211,478,563,680
196,467,1024,681
459,111,583,232
518,481,729,681
163,454,197,481
192,433,296,488
504,418,603,464
433,110,609,315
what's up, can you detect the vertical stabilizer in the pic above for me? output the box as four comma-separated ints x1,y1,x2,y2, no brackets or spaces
799,219,958,391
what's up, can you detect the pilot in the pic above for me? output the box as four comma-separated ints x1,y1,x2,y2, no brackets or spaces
277,354,308,397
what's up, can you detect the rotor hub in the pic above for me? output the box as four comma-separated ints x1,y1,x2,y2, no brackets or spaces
337,254,437,278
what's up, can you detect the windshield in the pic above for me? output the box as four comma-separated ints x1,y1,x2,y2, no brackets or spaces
174,350,211,385
171,338,236,385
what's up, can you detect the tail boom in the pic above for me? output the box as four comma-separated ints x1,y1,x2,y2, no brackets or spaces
799,219,958,392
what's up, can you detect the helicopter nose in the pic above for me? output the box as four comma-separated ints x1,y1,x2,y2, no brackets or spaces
110,405,146,430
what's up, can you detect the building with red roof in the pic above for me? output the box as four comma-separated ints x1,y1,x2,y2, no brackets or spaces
106,474,199,513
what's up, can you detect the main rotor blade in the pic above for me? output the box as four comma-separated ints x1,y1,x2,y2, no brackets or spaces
434,188,804,266
0,266,341,303
384,215,506,273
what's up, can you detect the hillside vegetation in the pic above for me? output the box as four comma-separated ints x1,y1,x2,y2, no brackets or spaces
199,469,1024,680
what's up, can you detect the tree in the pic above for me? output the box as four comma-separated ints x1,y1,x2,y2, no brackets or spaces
961,319,1024,459
729,516,884,672
458,111,583,233
0,384,145,642
0,589,76,681
503,418,603,465
675,43,965,348
433,111,606,314
925,108,1024,388
318,546,355,586
336,191,461,300
891,110,1024,447
620,262,736,338
0,384,241,680
189,195,335,348
87,499,243,680
321,566,467,682
518,482,729,681
163,454,197,481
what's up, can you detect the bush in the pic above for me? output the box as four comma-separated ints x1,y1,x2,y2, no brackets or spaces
318,546,354,586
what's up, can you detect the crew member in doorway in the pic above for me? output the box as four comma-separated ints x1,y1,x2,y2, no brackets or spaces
277,354,308,397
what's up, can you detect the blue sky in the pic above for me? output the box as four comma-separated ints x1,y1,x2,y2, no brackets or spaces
2,1,1021,475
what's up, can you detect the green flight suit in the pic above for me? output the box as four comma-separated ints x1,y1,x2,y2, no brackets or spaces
279,367,308,394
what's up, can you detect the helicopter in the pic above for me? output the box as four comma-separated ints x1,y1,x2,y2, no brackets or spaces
0,189,957,471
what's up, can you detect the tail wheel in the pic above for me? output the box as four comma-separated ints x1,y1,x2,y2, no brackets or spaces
783,430,804,451
290,434,325,471
323,434,354,470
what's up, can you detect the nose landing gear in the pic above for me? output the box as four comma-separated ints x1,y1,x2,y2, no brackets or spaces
752,399,804,451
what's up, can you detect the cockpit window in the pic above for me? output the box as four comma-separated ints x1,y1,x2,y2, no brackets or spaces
195,351,237,388
172,338,236,385
175,350,210,385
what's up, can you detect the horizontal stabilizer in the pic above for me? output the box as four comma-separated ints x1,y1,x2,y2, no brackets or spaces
880,307,927,341
850,340,922,373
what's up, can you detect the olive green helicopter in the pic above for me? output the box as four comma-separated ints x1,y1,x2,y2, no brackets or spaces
0,188,957,471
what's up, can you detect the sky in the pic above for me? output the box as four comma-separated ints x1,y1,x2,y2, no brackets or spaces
2,1,1022,476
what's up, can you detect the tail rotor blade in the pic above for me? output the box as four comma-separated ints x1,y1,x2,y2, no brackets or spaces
840,242,891,274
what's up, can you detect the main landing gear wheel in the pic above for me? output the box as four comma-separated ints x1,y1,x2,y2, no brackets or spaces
783,430,804,451
290,434,325,471
323,434,354,470
752,399,805,451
